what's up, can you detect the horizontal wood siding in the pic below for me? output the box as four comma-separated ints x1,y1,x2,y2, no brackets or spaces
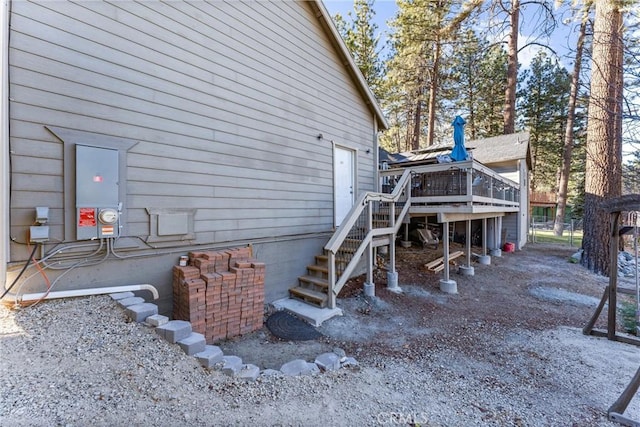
8,0,376,260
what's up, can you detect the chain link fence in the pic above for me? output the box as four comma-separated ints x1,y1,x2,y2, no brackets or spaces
529,217,583,247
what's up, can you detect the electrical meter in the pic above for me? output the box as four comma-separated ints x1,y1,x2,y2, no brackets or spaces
98,208,118,224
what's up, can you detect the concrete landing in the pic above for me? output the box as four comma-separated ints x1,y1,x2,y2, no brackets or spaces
272,298,343,327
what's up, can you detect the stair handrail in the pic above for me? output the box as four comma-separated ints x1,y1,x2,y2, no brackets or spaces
324,168,412,253
324,169,412,307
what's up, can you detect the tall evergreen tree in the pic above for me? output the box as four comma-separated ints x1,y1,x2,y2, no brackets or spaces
554,3,591,236
518,51,571,194
382,0,481,150
581,0,625,275
332,0,385,100
448,29,507,139
622,151,640,194
488,1,557,135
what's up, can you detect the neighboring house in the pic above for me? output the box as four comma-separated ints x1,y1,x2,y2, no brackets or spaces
0,0,387,314
467,132,531,249
384,132,531,250
530,191,558,223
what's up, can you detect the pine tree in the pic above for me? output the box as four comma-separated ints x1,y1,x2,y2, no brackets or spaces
622,151,640,194
332,0,385,100
448,29,507,139
554,3,591,236
382,0,481,150
487,1,558,135
581,0,625,275
518,51,571,194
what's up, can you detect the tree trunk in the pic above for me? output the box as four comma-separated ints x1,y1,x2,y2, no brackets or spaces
581,0,624,275
503,0,519,135
426,37,441,147
553,8,588,237
411,95,422,151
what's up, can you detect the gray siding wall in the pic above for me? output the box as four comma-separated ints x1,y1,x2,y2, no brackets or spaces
8,0,377,301
484,160,528,249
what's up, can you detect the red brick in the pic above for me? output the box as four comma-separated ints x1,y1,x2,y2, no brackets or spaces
173,265,200,280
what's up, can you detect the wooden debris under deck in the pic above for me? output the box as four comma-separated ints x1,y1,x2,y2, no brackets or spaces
425,251,464,272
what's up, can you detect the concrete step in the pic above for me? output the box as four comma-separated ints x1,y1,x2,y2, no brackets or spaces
272,298,343,327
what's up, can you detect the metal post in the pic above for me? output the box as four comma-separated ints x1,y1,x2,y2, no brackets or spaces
608,212,620,341
634,212,639,335
570,219,574,247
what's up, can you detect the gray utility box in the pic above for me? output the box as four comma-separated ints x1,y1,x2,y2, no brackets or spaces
76,145,120,240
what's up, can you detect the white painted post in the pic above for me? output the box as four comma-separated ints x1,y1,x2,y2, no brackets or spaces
482,218,487,256
478,217,491,265
364,201,375,297
443,222,450,282
439,221,457,293
327,252,336,309
459,220,475,276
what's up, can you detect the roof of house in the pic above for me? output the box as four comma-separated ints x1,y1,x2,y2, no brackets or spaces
467,132,531,168
312,1,388,130
379,147,407,164
386,131,532,170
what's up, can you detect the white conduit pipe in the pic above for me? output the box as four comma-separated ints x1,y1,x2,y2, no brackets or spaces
19,284,159,302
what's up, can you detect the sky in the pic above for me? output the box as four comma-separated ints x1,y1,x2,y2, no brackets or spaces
323,1,637,159
322,0,578,70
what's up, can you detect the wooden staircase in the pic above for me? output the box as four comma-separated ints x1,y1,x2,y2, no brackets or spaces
288,169,413,310
289,247,356,308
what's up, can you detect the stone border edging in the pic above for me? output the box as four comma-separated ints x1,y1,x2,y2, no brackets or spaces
110,292,359,381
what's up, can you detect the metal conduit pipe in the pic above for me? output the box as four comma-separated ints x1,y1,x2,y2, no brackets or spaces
19,284,159,302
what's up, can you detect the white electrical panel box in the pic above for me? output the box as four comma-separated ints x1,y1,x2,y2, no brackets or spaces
76,145,120,240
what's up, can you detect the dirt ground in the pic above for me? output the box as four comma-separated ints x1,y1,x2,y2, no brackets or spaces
2,241,639,426
221,241,633,370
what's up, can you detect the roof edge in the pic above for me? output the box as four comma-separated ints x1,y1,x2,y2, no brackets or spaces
311,0,389,130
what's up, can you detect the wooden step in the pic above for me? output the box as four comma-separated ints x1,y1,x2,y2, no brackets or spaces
315,255,349,269
315,254,329,265
298,275,329,289
289,287,327,308
306,264,328,275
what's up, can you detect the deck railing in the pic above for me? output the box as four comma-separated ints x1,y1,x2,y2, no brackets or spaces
380,160,520,209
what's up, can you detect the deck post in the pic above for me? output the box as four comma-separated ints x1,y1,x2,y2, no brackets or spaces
439,221,457,293
478,217,491,265
364,202,375,297
459,220,474,276
490,217,502,257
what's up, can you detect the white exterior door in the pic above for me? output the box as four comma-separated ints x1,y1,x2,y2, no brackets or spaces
334,146,355,226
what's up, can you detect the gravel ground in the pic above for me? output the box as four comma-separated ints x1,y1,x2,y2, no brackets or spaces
1,243,639,426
